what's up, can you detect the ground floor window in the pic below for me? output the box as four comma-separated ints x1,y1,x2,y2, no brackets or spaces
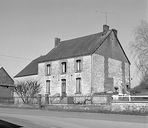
46,80,50,94
76,78,81,94
61,79,66,97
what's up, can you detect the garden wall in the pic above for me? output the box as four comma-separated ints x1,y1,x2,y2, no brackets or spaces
111,102,148,113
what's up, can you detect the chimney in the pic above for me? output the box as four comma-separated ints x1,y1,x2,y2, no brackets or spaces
112,29,117,36
54,37,61,47
103,24,109,34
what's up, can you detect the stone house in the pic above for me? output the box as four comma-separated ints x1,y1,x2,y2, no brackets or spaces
0,67,14,99
14,25,130,97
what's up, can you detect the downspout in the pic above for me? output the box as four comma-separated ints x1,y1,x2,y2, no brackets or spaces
129,64,131,89
91,54,93,94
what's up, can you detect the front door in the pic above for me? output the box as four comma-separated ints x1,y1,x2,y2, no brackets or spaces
61,79,66,97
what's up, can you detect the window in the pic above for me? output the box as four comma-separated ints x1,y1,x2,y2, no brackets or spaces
61,79,66,97
46,64,51,75
61,62,67,73
76,78,81,94
76,59,81,72
46,80,50,94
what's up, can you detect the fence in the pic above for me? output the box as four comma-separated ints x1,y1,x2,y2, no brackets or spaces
112,95,148,102
0,94,148,106
14,96,38,105
0,94,112,105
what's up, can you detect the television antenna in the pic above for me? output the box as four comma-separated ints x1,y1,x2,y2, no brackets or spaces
96,10,110,25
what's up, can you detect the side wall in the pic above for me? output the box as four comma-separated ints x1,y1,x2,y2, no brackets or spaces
38,55,92,96
0,86,13,98
14,75,45,94
92,31,130,93
91,54,104,93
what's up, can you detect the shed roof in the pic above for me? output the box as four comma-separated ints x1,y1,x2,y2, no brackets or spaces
0,67,14,86
15,56,44,78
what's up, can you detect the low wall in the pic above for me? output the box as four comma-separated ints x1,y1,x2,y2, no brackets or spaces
0,101,148,115
46,104,111,112
111,102,148,113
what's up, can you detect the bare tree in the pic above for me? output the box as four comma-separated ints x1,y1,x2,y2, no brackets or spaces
14,80,42,104
131,20,148,81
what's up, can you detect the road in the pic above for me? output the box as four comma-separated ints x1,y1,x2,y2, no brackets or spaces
0,108,147,128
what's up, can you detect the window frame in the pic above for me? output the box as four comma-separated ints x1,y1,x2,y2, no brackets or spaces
46,64,51,76
46,80,50,94
61,79,67,97
76,59,82,72
61,62,67,74
76,78,81,94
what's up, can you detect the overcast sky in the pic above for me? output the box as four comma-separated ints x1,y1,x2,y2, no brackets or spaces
0,0,147,85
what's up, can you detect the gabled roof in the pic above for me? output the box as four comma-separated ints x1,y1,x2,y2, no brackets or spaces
38,31,110,62
0,67,14,86
15,29,130,78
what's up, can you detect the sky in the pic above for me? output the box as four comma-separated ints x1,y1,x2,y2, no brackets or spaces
0,0,147,86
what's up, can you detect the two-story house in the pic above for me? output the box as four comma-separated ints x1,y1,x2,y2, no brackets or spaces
14,25,130,97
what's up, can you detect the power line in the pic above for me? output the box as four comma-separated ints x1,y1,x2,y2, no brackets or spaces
0,54,32,61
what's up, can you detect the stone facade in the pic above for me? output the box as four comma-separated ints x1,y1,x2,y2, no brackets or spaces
91,31,130,94
37,55,92,96
14,31,130,96
91,54,104,93
108,58,122,90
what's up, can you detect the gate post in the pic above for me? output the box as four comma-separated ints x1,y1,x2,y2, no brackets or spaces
45,94,49,105
38,94,42,108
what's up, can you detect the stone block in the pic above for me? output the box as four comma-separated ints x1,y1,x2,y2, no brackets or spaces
92,96,108,104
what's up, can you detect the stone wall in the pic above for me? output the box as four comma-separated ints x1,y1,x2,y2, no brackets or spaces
91,54,104,93
14,75,39,82
111,102,148,113
14,75,42,92
92,31,130,93
125,63,130,85
38,55,92,96
0,86,13,98
14,75,43,104
108,58,122,90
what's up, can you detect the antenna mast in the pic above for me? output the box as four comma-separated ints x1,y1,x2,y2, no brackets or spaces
96,10,110,25
101,11,108,25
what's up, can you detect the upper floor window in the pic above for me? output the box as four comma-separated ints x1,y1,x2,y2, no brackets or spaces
61,62,67,74
46,64,51,75
76,59,82,72
76,78,81,94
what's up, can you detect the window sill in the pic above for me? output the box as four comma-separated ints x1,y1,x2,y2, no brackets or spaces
46,74,51,76
75,92,81,94
75,70,82,73
61,72,66,75
45,93,50,95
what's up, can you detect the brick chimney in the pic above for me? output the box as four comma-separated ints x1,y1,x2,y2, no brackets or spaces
103,25,109,34
54,37,60,47
112,29,117,36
